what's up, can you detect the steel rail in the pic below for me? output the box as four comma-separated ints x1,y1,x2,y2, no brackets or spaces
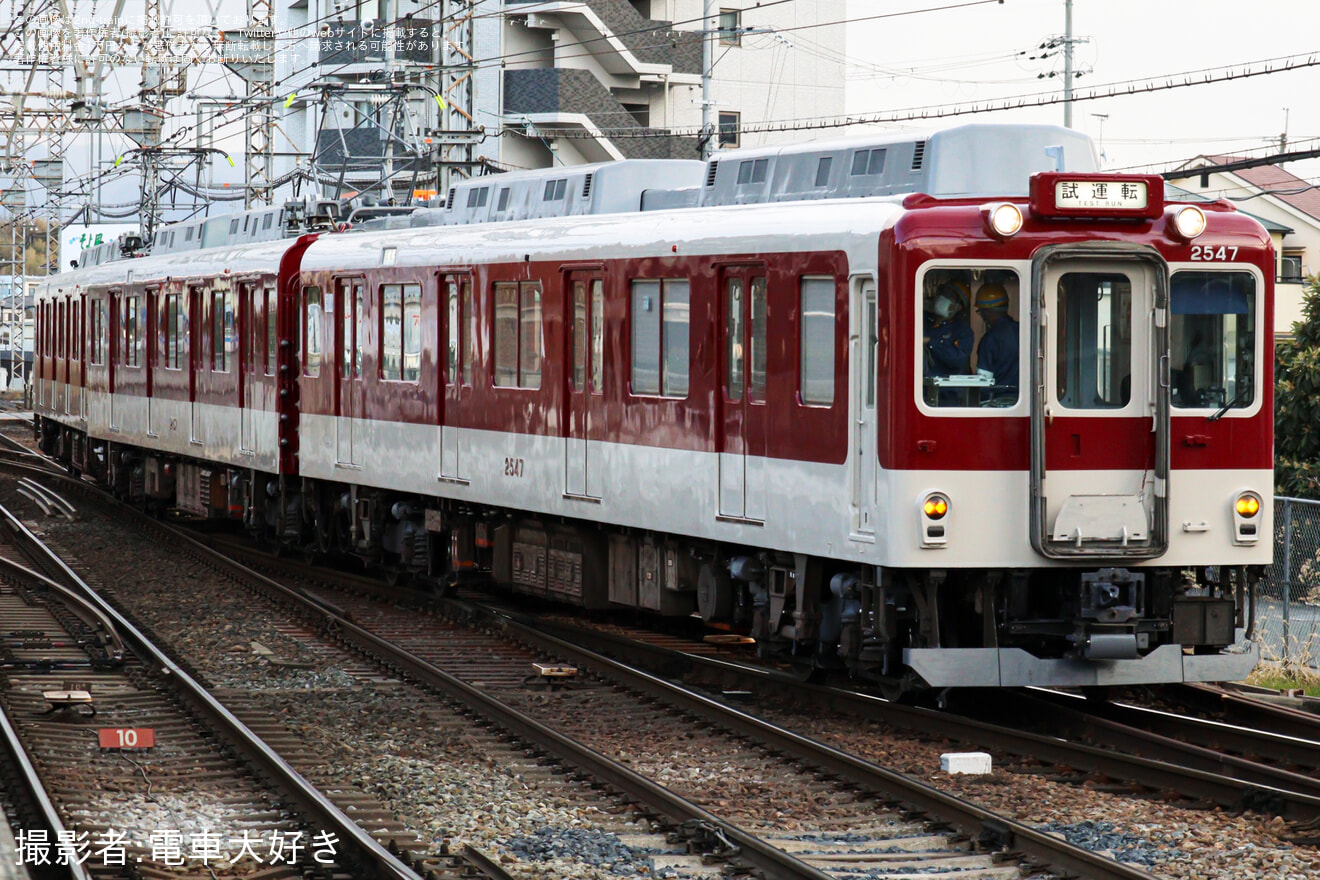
0,530,125,663
475,612,1166,880
0,503,421,880
1021,688,1320,774
461,844,520,880
16,476,77,519
0,702,95,880
524,618,1320,822
1174,683,1320,744
125,513,839,880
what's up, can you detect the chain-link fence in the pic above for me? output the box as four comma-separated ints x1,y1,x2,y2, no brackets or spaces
1256,497,1320,668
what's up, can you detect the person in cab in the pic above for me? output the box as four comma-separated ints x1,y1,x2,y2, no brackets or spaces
974,283,1019,401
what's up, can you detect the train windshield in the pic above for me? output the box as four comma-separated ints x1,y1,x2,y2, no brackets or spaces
920,268,1021,409
1169,271,1255,411
1056,272,1132,410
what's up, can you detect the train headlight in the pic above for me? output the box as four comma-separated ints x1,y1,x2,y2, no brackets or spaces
1232,491,1263,545
984,203,1024,239
1169,205,1207,241
920,493,950,548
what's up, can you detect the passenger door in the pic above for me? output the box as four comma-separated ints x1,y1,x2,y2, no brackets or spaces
335,277,364,467
1032,252,1167,558
439,272,472,482
189,286,203,443
717,265,768,521
238,282,257,455
564,271,604,498
851,277,878,537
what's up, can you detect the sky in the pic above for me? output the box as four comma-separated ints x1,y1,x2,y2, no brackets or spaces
842,0,1320,182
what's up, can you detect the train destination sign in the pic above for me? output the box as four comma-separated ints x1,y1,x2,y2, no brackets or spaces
1055,179,1148,210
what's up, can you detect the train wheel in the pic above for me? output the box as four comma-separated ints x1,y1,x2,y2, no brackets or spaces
697,562,734,622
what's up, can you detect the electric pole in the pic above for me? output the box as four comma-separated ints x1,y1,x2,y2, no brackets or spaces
1063,0,1073,128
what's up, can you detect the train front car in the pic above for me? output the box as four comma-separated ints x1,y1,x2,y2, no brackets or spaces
868,172,1271,690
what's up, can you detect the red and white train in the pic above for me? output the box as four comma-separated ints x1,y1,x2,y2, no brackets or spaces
33,124,1270,690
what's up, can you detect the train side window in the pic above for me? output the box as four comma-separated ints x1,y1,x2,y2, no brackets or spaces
304,286,322,377
1169,271,1255,410
164,294,181,368
631,281,660,394
402,284,421,382
123,296,140,367
921,269,1021,409
211,289,230,372
572,281,588,391
519,281,543,388
799,276,835,405
725,278,744,401
445,276,461,386
381,284,403,380
264,288,277,375
462,276,475,385
749,276,767,402
630,279,690,398
590,280,604,393
494,280,542,389
493,282,517,386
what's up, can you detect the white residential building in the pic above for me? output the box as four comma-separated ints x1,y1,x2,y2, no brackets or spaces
273,0,846,192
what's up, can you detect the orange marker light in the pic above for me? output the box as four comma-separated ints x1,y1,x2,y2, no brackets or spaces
1235,495,1260,517
923,497,948,519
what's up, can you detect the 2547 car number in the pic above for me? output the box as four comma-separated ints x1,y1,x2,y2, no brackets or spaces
503,457,525,478
1190,245,1237,261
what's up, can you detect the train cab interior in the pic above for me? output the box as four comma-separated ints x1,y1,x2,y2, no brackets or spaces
920,267,1023,409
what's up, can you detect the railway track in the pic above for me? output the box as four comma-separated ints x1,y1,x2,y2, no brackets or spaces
0,476,519,880
5,431,1317,877
0,460,1158,880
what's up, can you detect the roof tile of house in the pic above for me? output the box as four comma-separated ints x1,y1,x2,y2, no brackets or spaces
1202,154,1320,222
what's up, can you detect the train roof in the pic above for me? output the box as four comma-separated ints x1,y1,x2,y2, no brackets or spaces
37,236,305,297
699,123,1098,205
301,196,910,274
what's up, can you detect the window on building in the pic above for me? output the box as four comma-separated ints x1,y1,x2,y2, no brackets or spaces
719,8,741,45
630,279,690,397
304,286,322,377
264,288,278,375
718,112,740,148
493,281,542,388
800,277,835,405
1281,253,1304,282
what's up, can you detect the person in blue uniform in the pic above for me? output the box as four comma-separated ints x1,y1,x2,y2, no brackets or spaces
923,282,973,404
974,283,1018,401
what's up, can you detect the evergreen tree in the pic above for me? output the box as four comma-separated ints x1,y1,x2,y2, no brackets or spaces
1276,275,1320,498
